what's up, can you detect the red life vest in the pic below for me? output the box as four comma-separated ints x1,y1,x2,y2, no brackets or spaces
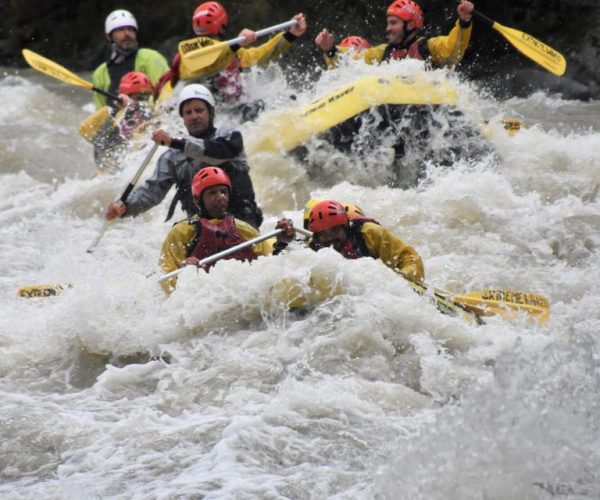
213,59,243,102
309,217,381,258
338,217,381,260
387,39,425,61
188,215,256,269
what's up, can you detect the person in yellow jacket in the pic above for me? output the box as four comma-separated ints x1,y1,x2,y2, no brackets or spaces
154,2,306,109
159,166,272,293
93,9,169,110
315,0,473,69
276,199,424,284
79,71,155,174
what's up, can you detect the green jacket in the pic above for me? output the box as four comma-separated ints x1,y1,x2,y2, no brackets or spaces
92,48,169,109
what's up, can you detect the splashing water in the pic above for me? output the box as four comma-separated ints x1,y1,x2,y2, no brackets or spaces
1,60,599,499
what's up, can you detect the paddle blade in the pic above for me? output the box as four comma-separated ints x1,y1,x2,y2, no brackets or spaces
453,289,550,324
492,22,566,76
178,37,227,75
22,49,94,90
18,283,71,298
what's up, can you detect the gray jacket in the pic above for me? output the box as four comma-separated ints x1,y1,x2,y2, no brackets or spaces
125,125,262,228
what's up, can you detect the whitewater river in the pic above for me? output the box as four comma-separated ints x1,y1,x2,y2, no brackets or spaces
1,59,599,499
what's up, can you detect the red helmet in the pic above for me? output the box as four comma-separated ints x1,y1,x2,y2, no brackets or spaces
309,200,349,233
193,2,228,36
118,71,154,95
339,36,371,52
342,202,365,220
192,167,232,199
387,0,424,29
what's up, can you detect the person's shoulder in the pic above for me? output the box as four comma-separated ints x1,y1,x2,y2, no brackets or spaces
168,217,197,235
233,218,260,237
360,221,387,237
92,62,108,76
137,47,167,58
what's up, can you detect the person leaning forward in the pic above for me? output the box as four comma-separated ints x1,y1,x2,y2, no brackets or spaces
93,9,169,110
105,84,263,228
316,0,474,69
154,2,307,104
275,199,424,285
159,166,272,293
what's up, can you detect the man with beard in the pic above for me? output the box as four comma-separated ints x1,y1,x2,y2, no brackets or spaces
105,84,263,228
154,2,306,118
315,0,474,68
274,199,424,284
158,166,273,293
93,9,169,110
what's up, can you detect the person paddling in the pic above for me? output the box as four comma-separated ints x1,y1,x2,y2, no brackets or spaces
80,71,155,174
276,199,424,284
105,84,263,228
316,0,474,69
154,2,306,112
159,167,273,293
93,9,169,110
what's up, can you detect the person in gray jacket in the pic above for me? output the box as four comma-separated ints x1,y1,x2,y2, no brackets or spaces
105,84,263,228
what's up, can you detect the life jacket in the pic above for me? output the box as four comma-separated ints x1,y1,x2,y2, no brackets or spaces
187,215,256,269
212,59,243,102
383,37,428,63
106,51,137,107
117,102,153,140
310,217,380,259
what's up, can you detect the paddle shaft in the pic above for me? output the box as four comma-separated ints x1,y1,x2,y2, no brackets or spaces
294,227,547,322
118,143,160,202
224,20,297,48
92,86,120,101
22,49,121,100
180,19,298,70
158,228,283,282
86,143,160,254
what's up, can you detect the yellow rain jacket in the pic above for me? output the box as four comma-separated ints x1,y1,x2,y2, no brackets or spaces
159,216,273,293
180,31,295,80
354,221,425,284
325,20,472,69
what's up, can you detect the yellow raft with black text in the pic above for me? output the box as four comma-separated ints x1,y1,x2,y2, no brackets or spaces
18,274,548,325
247,73,460,155
267,272,548,326
246,72,522,155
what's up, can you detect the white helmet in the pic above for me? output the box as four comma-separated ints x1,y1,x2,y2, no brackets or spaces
105,9,138,36
178,84,216,115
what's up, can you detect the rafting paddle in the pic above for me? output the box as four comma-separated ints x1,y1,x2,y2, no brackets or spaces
179,19,298,74
86,142,160,254
22,49,120,100
157,229,284,283
464,4,566,76
296,227,549,324
18,228,282,297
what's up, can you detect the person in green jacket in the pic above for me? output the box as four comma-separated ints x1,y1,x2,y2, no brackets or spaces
93,9,169,110
315,0,474,69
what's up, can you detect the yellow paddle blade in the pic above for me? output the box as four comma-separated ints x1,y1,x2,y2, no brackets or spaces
452,289,550,325
18,283,72,298
178,37,226,75
492,21,566,76
247,73,458,154
22,49,94,90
